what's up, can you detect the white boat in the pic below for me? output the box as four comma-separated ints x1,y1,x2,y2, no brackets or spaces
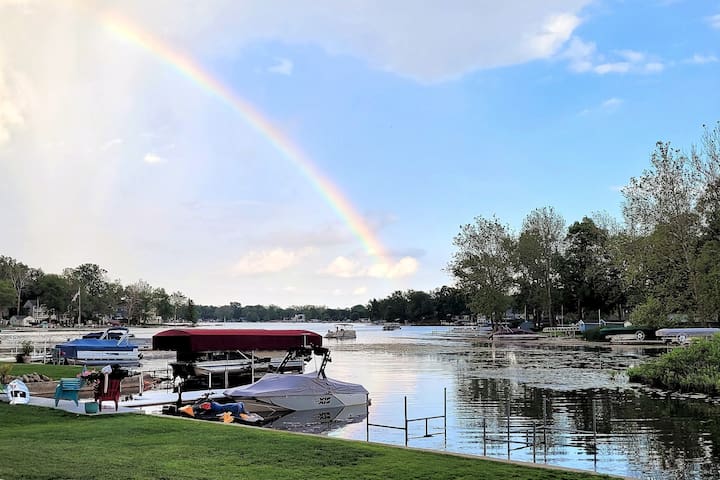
655,328,720,344
52,327,142,366
447,325,494,338
223,372,369,413
325,323,357,339
382,322,402,331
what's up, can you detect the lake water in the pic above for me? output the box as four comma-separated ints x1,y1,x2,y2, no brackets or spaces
4,322,720,479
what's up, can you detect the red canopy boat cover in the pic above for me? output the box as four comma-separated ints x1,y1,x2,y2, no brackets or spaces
152,329,323,353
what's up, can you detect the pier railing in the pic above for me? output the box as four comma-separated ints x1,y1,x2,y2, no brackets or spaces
365,389,607,472
367,387,447,447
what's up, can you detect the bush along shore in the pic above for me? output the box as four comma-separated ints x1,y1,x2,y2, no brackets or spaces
628,334,720,396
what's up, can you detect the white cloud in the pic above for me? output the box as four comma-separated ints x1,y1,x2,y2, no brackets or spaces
143,153,167,164
367,256,419,279
112,0,591,83
686,54,718,64
594,62,631,74
643,62,664,73
707,14,720,29
232,248,313,275
526,13,581,57
561,36,664,75
268,58,293,76
322,256,361,278
101,138,123,151
352,286,367,295
601,97,623,109
578,97,624,116
321,255,419,279
617,49,645,63
0,57,30,145
562,37,596,72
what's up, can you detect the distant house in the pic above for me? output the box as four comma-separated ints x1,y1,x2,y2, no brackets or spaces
23,299,50,324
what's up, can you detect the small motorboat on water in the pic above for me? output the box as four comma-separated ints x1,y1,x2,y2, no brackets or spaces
382,322,402,331
52,327,142,366
325,323,357,339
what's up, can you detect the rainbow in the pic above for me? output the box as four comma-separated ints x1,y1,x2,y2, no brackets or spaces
101,11,390,265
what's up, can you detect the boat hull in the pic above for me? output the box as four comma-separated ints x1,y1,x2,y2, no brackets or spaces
53,329,142,366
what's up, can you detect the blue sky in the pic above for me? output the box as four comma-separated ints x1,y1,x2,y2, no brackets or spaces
0,1,718,307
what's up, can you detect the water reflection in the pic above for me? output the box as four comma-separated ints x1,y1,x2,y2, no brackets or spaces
323,326,720,479
264,404,368,434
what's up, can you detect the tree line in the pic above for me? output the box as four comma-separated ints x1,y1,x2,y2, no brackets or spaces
0,261,193,325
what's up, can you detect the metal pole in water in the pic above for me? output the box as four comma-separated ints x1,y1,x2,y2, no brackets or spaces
444,387,447,449
593,400,597,470
543,396,547,446
404,396,408,447
506,395,510,460
532,422,536,463
366,394,369,442
483,417,487,456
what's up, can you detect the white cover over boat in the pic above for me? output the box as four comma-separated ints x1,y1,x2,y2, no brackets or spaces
655,328,720,344
223,372,368,412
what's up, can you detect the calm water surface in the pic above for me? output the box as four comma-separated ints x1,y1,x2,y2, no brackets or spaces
5,322,720,479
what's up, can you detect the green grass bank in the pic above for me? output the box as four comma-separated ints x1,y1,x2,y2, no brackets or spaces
628,335,720,395
0,362,82,380
0,404,614,480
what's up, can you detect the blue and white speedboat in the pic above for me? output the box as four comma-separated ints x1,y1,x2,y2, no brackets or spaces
52,327,142,366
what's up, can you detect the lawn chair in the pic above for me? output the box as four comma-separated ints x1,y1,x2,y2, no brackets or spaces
94,377,121,411
54,378,83,407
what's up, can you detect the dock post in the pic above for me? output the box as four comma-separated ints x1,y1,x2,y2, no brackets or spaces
444,387,447,448
592,399,597,469
532,422,536,463
543,395,547,456
404,396,408,447
483,417,487,456
506,395,510,460
366,394,369,442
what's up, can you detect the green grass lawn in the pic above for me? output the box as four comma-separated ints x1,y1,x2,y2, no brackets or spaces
0,403,615,480
1,362,82,380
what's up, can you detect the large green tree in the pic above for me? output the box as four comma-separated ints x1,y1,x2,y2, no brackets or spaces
449,215,515,325
517,207,565,325
0,256,32,316
622,141,702,317
34,274,73,317
0,279,15,313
